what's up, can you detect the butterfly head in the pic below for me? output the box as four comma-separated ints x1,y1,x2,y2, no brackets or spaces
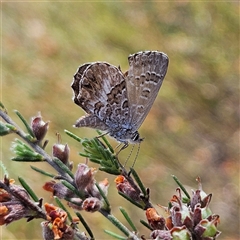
109,129,143,144
128,131,144,144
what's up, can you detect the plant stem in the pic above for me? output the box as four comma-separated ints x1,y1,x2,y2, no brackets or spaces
0,110,74,185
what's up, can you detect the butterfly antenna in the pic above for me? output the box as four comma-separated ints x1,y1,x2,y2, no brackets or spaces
114,143,122,156
123,144,135,167
131,142,141,169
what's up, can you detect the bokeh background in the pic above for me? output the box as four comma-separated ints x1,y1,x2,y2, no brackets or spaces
2,2,239,239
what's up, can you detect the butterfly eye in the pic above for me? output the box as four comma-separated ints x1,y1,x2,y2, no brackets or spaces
131,132,140,142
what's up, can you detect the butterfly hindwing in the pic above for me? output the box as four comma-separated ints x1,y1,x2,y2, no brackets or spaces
72,62,130,129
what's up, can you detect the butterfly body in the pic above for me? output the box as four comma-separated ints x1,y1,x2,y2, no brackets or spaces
71,51,169,145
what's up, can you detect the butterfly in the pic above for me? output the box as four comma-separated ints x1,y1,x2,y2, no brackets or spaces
71,51,169,147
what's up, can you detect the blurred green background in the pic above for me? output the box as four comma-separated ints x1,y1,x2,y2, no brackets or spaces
2,2,239,239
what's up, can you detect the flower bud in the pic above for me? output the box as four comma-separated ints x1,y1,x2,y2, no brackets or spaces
42,181,55,193
74,164,95,191
52,143,71,168
43,181,74,199
31,113,49,142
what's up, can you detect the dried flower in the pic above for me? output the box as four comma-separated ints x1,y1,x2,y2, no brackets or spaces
42,203,74,240
82,197,102,212
146,208,165,230
149,178,221,239
115,175,140,201
0,177,45,225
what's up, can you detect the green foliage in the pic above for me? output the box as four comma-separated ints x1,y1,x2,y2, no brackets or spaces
0,121,12,136
66,130,121,175
11,139,44,162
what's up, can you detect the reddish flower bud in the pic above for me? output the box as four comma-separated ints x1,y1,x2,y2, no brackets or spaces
74,164,95,191
43,181,74,199
52,143,71,168
42,181,55,193
31,113,49,142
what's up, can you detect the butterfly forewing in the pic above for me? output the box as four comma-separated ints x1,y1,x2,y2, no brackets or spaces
126,51,169,131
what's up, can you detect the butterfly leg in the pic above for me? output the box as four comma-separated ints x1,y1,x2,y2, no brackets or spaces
115,141,129,156
96,131,109,139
